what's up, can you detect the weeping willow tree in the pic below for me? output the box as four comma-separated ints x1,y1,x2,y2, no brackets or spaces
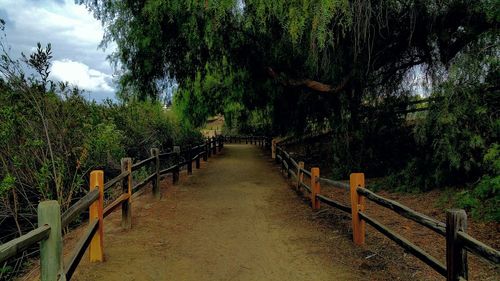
80,0,494,126
80,1,499,212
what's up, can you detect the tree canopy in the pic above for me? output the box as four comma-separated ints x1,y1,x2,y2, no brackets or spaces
80,0,497,127
79,1,499,218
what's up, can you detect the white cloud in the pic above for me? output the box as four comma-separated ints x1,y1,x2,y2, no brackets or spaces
51,59,114,92
0,0,117,100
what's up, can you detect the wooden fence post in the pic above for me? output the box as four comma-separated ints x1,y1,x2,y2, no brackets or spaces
245,136,248,144
350,173,366,245
311,168,320,210
207,139,212,158
173,146,180,184
212,137,217,155
281,153,285,173
38,200,64,281
297,161,304,190
196,147,201,169
121,158,132,229
272,139,276,159
150,148,160,199
89,170,104,262
187,146,193,175
203,142,208,161
446,209,468,281
287,158,291,179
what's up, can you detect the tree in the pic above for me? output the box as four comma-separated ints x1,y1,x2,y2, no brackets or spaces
80,0,496,130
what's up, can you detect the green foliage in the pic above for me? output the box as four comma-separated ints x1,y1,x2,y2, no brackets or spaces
0,39,201,248
0,174,15,197
83,123,125,168
80,0,499,221
456,144,500,221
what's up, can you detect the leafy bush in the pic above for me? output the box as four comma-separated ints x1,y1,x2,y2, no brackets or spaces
0,41,201,247
456,144,500,221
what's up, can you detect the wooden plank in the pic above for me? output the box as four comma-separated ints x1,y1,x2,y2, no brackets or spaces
0,225,51,264
103,193,131,218
316,194,351,213
357,187,446,236
64,220,99,280
319,177,350,190
104,170,130,190
458,231,500,265
61,189,100,228
131,156,155,170
359,211,447,277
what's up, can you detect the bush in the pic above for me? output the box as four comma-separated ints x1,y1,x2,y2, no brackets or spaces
0,42,202,245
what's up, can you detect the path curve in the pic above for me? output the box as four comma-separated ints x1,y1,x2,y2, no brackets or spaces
73,144,359,281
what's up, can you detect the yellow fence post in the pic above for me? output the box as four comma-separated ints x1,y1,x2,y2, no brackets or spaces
350,173,366,245
311,168,320,210
121,158,132,229
297,161,304,190
89,170,104,262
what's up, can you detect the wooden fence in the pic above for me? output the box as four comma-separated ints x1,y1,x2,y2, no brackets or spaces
237,135,499,281
0,136,224,280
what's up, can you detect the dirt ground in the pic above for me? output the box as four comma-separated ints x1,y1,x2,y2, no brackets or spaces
70,145,361,281
20,143,498,281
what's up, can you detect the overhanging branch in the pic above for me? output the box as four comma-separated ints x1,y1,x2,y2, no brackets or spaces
267,67,351,94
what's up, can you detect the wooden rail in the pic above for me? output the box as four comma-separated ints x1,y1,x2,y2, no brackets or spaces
0,136,224,280
357,187,446,235
262,137,500,281
0,225,51,264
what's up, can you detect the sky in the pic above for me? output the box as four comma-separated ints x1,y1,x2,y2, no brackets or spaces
0,0,117,101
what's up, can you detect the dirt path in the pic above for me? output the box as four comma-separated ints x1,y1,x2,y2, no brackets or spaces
72,145,360,281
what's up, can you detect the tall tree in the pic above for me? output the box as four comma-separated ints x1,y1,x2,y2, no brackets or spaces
80,0,497,129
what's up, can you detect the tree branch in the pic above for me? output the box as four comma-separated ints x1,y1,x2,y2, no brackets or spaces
267,67,351,93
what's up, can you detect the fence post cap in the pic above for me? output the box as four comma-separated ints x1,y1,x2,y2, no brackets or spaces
38,200,59,207
90,170,104,176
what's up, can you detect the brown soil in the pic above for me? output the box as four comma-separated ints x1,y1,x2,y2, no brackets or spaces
69,145,361,281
